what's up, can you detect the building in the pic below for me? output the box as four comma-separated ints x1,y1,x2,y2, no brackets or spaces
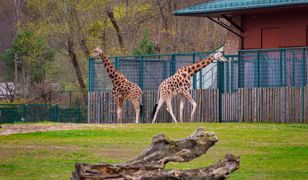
174,0,308,54
175,0,308,89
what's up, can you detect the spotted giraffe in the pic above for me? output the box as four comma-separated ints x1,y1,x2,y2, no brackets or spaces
92,48,142,124
151,51,228,123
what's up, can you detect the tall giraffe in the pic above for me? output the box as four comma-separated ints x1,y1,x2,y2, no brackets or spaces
92,48,142,124
152,51,227,123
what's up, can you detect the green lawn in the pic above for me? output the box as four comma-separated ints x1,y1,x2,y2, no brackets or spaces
0,123,307,180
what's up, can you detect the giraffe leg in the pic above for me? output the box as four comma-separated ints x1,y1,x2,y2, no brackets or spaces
152,98,164,124
115,98,124,124
183,92,197,122
179,95,185,123
131,99,141,124
166,98,178,123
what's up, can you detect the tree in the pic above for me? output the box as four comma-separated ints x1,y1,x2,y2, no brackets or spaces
106,7,124,53
0,30,55,100
133,29,156,55
20,0,89,104
0,82,15,103
11,0,227,101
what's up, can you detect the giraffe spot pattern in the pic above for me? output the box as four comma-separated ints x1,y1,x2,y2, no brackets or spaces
157,56,217,102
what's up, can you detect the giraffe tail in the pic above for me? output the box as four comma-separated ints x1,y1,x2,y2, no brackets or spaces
151,103,158,119
140,104,143,120
151,90,160,119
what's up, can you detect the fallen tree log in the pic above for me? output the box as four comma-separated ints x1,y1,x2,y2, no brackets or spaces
71,128,240,180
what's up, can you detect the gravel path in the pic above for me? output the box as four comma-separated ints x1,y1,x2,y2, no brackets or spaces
0,123,91,135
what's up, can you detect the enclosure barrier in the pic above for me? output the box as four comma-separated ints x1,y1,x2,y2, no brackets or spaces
88,47,308,93
238,47,308,89
88,86,308,124
0,104,87,124
87,46,308,123
88,52,235,91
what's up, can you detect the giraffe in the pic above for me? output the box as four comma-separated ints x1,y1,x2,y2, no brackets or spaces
151,51,228,123
92,47,142,124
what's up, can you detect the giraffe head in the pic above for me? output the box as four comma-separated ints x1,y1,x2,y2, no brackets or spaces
212,51,227,62
92,47,103,58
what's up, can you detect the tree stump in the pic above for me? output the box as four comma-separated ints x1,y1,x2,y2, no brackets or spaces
71,128,240,180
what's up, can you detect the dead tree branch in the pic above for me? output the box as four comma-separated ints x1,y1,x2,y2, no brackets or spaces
71,128,240,179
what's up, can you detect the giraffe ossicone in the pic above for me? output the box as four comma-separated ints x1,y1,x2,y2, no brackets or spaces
152,52,228,123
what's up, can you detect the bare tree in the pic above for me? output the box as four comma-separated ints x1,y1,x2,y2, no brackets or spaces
106,7,125,53
64,0,87,105
0,82,15,103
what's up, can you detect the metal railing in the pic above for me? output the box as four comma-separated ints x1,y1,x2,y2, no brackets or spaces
88,52,238,91
88,52,212,91
238,46,308,89
89,47,308,93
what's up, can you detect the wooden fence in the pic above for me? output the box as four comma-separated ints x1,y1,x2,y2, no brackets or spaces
88,87,308,123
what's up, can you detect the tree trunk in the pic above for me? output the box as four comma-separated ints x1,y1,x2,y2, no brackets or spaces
79,39,90,57
65,0,87,105
67,38,87,105
106,9,124,52
71,128,240,179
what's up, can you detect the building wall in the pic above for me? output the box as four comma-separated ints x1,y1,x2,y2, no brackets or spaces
242,9,308,49
224,16,242,55
224,31,241,55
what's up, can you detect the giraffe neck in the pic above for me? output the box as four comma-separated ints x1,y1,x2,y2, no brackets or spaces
186,56,215,76
100,53,119,81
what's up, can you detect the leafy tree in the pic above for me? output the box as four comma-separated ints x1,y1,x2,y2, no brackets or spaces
133,29,156,55
1,48,16,81
0,30,54,100
1,30,54,82
21,0,91,104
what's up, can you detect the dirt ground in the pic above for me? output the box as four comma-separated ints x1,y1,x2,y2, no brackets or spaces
0,123,94,136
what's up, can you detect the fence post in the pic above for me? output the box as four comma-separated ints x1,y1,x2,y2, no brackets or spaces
280,49,283,86
217,61,224,122
170,54,176,75
238,52,242,88
225,57,229,93
23,104,27,122
69,91,72,108
77,105,81,123
88,58,95,92
51,104,55,122
199,65,203,89
139,56,144,90
192,53,196,89
52,104,59,122
256,51,260,87
115,57,119,70
303,48,307,86
57,105,60,122
292,51,295,86
302,48,306,123
231,56,234,92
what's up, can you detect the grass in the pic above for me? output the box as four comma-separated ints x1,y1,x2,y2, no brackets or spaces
0,123,307,180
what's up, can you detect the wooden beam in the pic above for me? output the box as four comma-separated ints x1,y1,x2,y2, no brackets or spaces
207,16,243,38
221,14,244,33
